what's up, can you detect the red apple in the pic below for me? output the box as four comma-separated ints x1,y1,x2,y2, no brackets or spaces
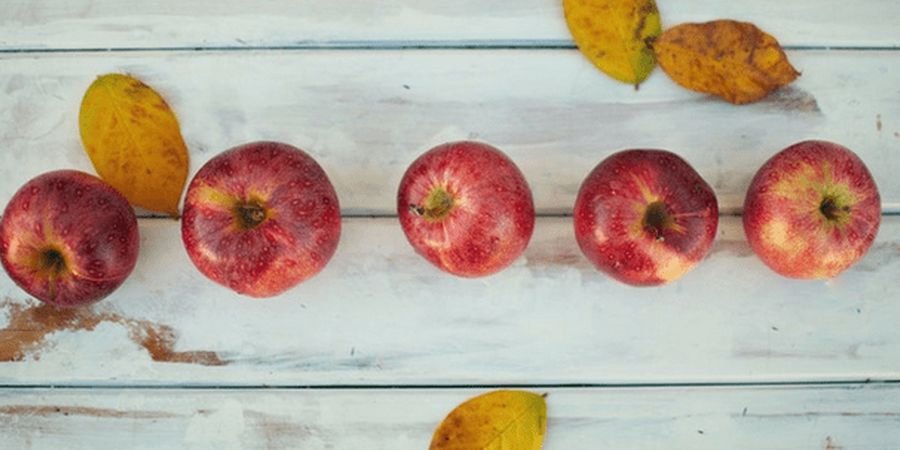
574,149,718,286
181,141,341,297
742,140,881,279
0,170,140,308
397,141,535,277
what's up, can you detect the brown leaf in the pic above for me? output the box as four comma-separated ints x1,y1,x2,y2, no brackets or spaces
79,73,189,217
564,0,662,86
429,390,547,450
654,20,800,104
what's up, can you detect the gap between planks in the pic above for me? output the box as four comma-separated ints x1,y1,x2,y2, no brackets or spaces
2,43,900,54
2,378,900,391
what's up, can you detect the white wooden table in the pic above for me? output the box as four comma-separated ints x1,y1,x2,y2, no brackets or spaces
2,1,899,448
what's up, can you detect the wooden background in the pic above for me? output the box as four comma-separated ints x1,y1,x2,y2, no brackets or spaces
1,1,899,448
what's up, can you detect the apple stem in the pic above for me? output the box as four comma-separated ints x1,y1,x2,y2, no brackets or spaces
38,248,66,277
820,197,850,222
408,204,426,216
36,248,66,301
410,187,455,222
234,199,268,231
643,201,671,241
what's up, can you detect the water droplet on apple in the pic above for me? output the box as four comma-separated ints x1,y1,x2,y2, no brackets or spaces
87,260,105,277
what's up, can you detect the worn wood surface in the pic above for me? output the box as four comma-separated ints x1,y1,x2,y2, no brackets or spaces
1,1,899,448
2,217,900,387
1,0,898,48
2,384,899,450
1,50,898,215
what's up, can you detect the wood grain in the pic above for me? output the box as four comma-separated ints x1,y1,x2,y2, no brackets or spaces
1,50,898,215
0,0,897,49
2,217,898,386
0,301,225,365
0,385,898,449
1,1,898,445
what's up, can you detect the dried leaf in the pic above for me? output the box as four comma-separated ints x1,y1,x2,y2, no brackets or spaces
430,390,547,450
79,73,189,217
654,20,801,104
563,0,662,86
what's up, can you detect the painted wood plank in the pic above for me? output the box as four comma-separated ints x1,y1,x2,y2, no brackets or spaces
1,50,898,215
1,1,896,444
1,0,897,50
2,216,899,386
1,384,898,449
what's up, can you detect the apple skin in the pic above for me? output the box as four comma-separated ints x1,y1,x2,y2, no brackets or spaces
181,141,341,297
397,141,535,278
0,170,140,308
742,140,881,279
574,149,719,286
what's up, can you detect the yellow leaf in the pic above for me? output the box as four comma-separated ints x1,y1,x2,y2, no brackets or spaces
430,390,548,450
654,20,801,104
79,73,189,217
563,0,662,86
